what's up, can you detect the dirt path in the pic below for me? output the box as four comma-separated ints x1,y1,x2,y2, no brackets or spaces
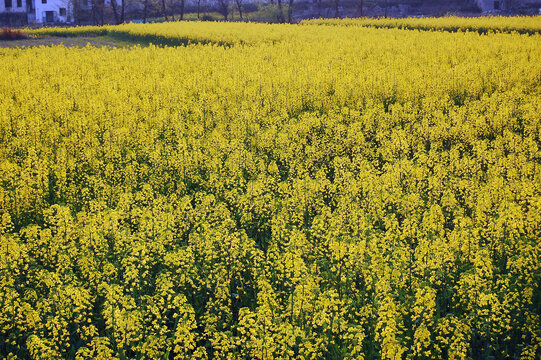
0,36,132,48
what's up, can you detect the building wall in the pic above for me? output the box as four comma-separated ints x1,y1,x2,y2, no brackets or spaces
1,0,72,24
0,0,29,26
477,0,501,11
475,0,530,11
32,0,72,23
0,0,29,13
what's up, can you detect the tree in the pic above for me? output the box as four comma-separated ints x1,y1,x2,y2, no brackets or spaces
314,0,323,17
69,0,84,24
110,0,120,24
179,0,185,19
91,0,105,25
504,0,520,11
217,0,230,20
170,0,176,21
234,0,243,20
110,0,126,24
143,0,149,23
277,0,285,22
287,0,293,22
161,0,168,21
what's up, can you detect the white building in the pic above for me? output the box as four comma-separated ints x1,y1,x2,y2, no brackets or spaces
0,0,29,25
1,0,73,24
32,0,73,23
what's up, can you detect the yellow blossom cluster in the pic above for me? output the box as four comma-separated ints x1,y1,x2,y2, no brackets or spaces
303,15,541,35
29,21,314,46
1,19,541,359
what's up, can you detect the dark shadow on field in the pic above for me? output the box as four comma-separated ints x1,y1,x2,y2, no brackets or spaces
0,35,136,48
310,21,541,36
0,30,234,49
106,30,234,47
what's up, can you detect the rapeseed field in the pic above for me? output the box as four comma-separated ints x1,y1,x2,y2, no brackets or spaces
1,19,540,359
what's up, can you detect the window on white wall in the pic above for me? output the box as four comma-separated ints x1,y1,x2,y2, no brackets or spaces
17,0,21,7
59,7,66,15
5,0,12,8
41,0,46,3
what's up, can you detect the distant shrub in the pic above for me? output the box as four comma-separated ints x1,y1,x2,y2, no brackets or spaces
250,4,290,23
0,27,27,40
200,14,216,21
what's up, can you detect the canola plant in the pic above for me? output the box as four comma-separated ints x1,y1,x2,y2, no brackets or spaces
302,15,541,34
1,20,541,360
